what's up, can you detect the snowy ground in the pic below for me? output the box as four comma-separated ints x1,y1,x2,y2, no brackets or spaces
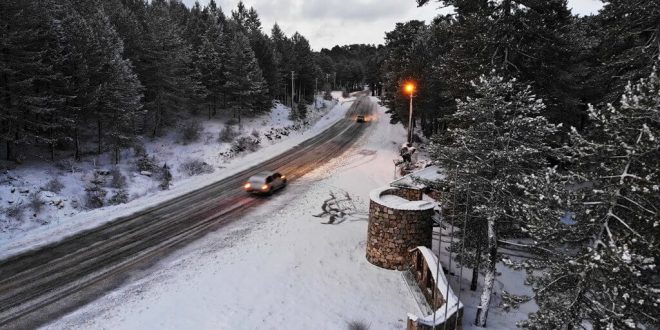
0,93,534,329
0,93,357,259
44,96,417,329
433,228,538,329
43,97,536,329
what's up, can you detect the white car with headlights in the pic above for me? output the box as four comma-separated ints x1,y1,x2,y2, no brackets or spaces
244,171,287,195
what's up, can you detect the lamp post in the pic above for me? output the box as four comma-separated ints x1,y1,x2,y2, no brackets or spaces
404,82,415,144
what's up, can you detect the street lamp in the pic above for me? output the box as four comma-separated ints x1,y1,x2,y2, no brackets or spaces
404,82,415,143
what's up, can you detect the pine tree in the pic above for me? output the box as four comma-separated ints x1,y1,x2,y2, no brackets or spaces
183,1,209,52
0,0,68,162
197,10,228,118
51,0,95,161
223,30,268,123
231,4,276,108
591,0,660,104
414,0,583,128
522,66,660,329
142,0,205,136
67,0,144,161
428,75,564,327
291,33,318,103
381,20,429,128
272,23,295,103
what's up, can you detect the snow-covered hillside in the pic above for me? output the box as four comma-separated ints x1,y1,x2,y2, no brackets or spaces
0,93,356,258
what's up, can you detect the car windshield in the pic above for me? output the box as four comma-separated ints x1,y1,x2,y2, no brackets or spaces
249,172,273,183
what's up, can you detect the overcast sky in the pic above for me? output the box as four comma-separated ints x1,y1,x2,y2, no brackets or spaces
181,0,604,50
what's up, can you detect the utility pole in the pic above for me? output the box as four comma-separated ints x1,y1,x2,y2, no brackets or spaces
291,71,295,109
408,92,414,143
314,78,318,109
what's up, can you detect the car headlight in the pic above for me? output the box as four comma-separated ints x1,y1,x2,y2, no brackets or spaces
244,183,251,189
261,184,269,191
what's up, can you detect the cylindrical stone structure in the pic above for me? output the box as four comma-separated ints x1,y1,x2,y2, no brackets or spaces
366,186,435,270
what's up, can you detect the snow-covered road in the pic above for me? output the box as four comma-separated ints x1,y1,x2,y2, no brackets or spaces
45,97,418,329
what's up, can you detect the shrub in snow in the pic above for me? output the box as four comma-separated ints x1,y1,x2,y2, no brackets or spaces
85,186,106,209
4,203,25,221
218,124,239,143
136,154,158,173
133,142,147,157
225,118,239,126
289,103,307,121
181,120,202,144
108,189,129,205
230,136,260,154
179,159,214,176
109,167,127,189
159,164,172,190
251,128,260,138
85,173,107,209
54,159,81,172
42,178,64,193
341,89,350,98
346,320,370,330
28,192,44,214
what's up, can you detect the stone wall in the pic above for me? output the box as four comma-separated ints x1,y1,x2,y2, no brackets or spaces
366,189,434,270
391,187,423,201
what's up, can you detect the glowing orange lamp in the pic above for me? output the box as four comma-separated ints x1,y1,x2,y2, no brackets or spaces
403,82,416,143
404,83,415,94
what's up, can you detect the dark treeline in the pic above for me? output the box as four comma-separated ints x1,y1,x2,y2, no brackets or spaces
0,0,364,164
379,0,660,139
317,44,384,93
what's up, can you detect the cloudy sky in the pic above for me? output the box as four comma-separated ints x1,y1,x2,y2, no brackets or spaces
181,0,604,50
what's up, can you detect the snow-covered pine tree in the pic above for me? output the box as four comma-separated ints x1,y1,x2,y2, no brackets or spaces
593,0,660,104
223,29,267,123
142,0,206,137
291,32,319,103
50,0,95,161
522,66,660,329
271,23,295,103
232,4,280,103
69,0,143,160
428,75,564,327
416,0,583,128
0,0,66,162
197,10,228,118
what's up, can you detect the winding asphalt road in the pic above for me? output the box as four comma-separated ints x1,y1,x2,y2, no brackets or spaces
0,94,376,329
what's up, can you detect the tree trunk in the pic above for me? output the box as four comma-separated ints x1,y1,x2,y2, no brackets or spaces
97,119,102,155
471,238,482,291
49,121,55,161
5,141,12,161
152,99,161,138
74,127,80,161
475,217,497,327
212,95,217,117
